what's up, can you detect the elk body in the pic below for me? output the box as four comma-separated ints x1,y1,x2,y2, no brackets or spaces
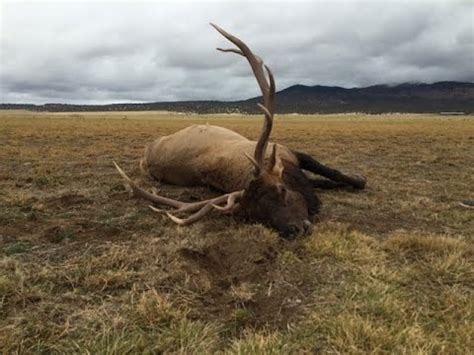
115,24,366,238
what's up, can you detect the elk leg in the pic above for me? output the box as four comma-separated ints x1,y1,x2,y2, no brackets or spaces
293,151,366,189
309,178,353,189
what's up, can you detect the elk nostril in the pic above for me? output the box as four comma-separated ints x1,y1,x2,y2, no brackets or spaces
280,224,297,239
282,224,305,239
289,224,298,234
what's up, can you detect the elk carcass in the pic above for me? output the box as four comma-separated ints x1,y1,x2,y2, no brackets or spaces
114,24,366,238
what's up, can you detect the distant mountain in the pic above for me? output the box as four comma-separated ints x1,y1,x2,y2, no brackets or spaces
1,81,473,114
247,81,474,114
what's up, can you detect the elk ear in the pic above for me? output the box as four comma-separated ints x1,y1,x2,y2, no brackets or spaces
273,162,284,179
269,143,278,169
269,143,284,178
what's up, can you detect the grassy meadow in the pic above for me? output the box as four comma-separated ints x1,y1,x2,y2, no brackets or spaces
0,110,473,353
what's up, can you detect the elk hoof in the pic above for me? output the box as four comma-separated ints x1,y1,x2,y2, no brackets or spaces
353,174,367,189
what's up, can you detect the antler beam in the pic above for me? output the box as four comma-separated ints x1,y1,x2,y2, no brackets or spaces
211,23,276,170
113,162,243,225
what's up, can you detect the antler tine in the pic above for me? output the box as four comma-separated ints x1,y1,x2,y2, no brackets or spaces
265,64,276,101
166,191,243,226
210,23,268,95
211,23,276,169
149,190,243,215
216,48,244,56
166,203,216,226
212,191,243,211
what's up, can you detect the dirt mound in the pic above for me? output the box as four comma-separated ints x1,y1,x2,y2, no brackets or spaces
174,230,315,328
179,235,276,289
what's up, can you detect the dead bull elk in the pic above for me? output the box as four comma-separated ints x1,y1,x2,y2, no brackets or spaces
114,24,366,238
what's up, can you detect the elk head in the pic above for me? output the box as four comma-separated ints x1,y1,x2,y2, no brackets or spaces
236,143,313,237
114,24,316,238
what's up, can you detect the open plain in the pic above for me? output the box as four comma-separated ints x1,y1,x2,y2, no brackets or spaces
1,110,473,353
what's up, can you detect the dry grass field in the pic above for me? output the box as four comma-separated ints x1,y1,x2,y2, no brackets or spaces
1,110,473,353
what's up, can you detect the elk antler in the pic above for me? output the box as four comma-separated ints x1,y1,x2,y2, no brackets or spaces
113,162,243,225
211,23,275,171
152,190,243,226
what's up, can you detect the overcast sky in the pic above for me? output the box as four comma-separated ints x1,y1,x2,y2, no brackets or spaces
1,0,473,104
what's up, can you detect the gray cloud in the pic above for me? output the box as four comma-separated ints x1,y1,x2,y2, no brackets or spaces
1,0,473,104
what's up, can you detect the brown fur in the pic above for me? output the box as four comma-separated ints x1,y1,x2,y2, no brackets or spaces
141,124,316,237
141,124,298,192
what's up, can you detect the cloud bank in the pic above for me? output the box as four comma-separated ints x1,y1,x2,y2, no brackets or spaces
1,0,473,104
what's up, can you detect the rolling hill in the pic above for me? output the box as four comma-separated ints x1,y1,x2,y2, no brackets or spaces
1,81,473,114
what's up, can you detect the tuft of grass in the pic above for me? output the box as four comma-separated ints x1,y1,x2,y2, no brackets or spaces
135,289,180,327
71,326,149,355
228,330,287,354
4,241,32,255
0,275,19,306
